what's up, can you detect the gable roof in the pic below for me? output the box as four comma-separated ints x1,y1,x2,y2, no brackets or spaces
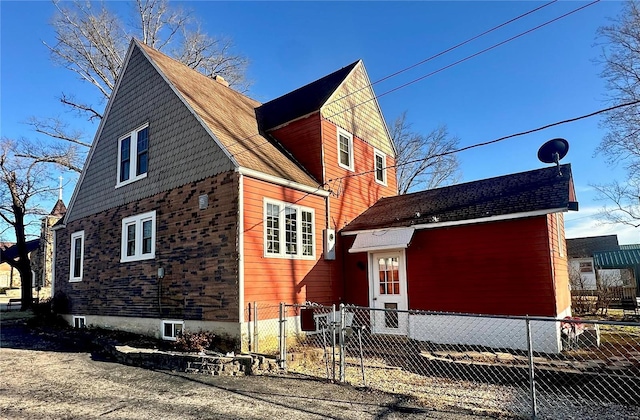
343,164,577,232
136,41,319,188
256,61,360,131
566,235,619,258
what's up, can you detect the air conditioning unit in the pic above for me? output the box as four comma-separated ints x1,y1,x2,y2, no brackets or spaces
324,229,336,260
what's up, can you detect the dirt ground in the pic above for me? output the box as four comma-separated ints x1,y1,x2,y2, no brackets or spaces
0,316,497,420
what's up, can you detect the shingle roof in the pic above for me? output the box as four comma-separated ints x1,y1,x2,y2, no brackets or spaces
137,42,320,188
566,235,619,258
343,164,576,232
50,199,67,217
256,61,359,131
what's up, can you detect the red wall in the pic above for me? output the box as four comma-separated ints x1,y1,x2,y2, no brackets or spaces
242,176,336,319
270,113,324,183
343,216,562,317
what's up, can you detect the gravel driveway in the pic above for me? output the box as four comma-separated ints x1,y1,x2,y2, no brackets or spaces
0,318,496,420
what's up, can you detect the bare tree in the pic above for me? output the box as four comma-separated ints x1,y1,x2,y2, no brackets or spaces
1,138,58,310
391,111,461,194
22,0,249,172
593,180,640,227
595,0,640,223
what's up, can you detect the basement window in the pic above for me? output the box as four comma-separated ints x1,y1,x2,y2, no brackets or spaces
162,320,184,341
73,316,86,329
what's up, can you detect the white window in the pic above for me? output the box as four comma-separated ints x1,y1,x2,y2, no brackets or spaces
337,128,354,171
374,149,387,185
162,320,184,341
117,124,149,187
73,316,86,328
121,211,156,262
69,231,85,282
264,199,314,259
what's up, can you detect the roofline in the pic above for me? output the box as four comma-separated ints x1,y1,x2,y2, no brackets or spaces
135,40,240,168
342,207,568,236
265,110,319,132
320,60,396,156
237,167,329,197
63,40,139,225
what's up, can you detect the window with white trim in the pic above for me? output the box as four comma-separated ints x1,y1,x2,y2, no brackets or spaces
264,199,314,258
121,211,156,262
162,320,184,341
69,231,85,282
374,149,387,185
117,124,149,187
73,316,86,328
337,128,354,171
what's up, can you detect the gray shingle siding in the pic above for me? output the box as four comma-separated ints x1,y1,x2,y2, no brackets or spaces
67,46,235,222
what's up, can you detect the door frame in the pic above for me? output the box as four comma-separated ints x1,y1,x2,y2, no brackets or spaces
368,249,409,334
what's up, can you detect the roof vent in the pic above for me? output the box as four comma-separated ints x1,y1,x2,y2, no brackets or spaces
213,75,229,87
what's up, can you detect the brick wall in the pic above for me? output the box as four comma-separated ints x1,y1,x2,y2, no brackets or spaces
55,172,240,322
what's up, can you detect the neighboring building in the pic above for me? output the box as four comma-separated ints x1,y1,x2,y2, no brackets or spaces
31,197,67,292
566,235,620,290
53,39,396,342
0,242,17,288
341,165,578,353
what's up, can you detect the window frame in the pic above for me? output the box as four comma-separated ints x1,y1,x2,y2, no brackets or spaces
337,127,354,171
161,320,184,341
120,210,157,263
579,261,593,273
263,199,315,260
73,315,86,329
374,148,387,185
116,123,149,188
69,230,85,282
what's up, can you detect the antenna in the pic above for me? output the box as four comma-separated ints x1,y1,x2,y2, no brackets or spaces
537,138,569,175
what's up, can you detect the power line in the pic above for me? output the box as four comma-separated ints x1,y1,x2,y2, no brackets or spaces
323,0,601,121
323,0,559,108
325,99,640,184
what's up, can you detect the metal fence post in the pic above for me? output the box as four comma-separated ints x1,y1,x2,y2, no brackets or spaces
526,317,538,420
339,303,346,382
279,302,286,369
253,301,258,353
247,302,252,352
331,304,336,381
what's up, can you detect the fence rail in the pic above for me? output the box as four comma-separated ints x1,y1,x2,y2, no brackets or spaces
245,303,640,420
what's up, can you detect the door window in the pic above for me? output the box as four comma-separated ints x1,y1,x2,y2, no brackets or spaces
378,257,400,295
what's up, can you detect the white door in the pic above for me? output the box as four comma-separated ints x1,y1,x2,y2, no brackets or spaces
370,251,408,335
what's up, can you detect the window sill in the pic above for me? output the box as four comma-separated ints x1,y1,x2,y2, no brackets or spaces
69,278,83,283
338,162,354,172
115,172,147,189
264,253,316,261
121,254,155,263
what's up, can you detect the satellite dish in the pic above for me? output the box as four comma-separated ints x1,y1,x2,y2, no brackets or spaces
537,138,569,175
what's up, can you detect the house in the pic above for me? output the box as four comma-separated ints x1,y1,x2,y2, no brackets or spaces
341,165,578,353
52,39,397,341
566,235,620,290
0,239,40,288
592,245,640,304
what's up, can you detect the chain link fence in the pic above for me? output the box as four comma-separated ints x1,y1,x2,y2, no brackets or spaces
244,303,640,419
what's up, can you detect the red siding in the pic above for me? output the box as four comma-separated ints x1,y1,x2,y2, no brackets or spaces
321,120,398,231
242,177,337,319
547,213,571,314
344,216,562,317
270,113,324,183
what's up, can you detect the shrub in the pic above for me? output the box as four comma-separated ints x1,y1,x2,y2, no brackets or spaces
51,291,70,314
173,331,217,352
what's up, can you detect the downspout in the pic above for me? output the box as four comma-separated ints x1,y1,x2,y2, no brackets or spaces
51,229,56,298
238,173,245,330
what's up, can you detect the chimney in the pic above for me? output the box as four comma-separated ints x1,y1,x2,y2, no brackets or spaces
213,75,229,87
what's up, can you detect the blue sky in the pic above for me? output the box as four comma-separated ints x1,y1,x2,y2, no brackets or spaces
1,0,637,243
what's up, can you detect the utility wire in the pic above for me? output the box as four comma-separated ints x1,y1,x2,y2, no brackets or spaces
323,0,601,121
325,99,640,184
323,0,559,108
